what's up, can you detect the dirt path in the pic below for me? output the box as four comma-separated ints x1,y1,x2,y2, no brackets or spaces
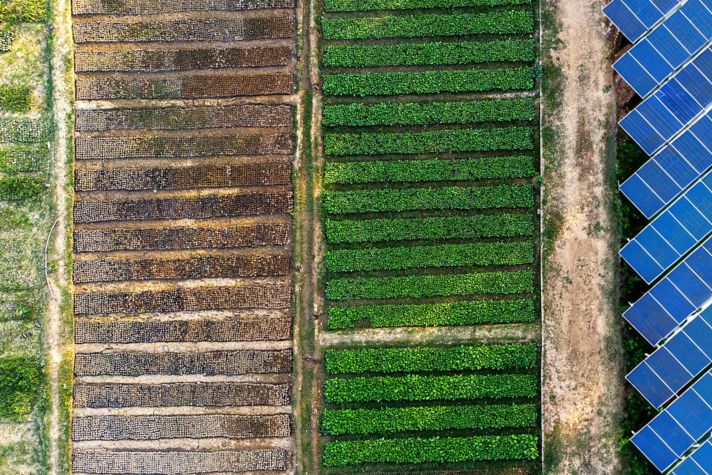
48,0,73,471
541,0,624,473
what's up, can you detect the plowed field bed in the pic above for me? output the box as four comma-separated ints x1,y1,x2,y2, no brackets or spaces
70,0,297,473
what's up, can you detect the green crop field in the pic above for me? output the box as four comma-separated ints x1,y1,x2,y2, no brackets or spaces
317,0,540,470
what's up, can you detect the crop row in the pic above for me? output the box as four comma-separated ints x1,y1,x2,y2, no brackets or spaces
323,38,535,68
321,403,537,435
323,184,534,214
0,145,46,174
324,0,531,12
323,434,538,466
322,98,535,127
324,241,534,272
322,10,534,40
325,126,533,156
324,213,535,244
327,298,536,329
324,373,537,403
325,269,534,300
324,343,537,374
323,66,534,96
324,156,535,184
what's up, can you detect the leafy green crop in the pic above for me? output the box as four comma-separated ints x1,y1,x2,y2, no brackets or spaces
325,270,534,300
324,214,535,244
328,298,536,329
0,85,31,113
325,241,534,272
324,156,536,184
322,10,534,40
321,403,538,435
324,0,531,12
324,344,537,373
323,39,536,67
324,373,538,403
0,0,48,25
0,357,41,420
0,175,44,201
322,98,535,127
323,434,539,466
322,184,534,214
323,67,534,96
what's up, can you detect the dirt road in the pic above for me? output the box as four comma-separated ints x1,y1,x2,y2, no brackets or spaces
541,0,624,473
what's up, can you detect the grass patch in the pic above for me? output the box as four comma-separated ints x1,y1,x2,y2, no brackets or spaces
0,85,32,113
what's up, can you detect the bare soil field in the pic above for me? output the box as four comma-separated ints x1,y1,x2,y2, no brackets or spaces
541,0,624,473
70,1,298,473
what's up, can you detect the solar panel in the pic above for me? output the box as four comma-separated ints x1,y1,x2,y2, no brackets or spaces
614,0,712,97
631,370,712,472
620,171,712,284
621,112,712,219
627,305,712,408
619,46,712,155
603,0,682,42
670,439,712,474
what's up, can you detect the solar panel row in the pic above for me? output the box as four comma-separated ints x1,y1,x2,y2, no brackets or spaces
670,439,712,475
621,111,712,219
614,0,712,97
628,305,712,408
603,0,681,43
620,171,712,284
631,370,712,472
624,237,712,346
620,47,712,155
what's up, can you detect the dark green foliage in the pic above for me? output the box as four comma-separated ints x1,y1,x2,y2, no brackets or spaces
0,175,43,201
322,11,535,40
325,241,534,272
322,403,538,435
0,85,31,113
324,0,531,12
323,39,536,67
325,270,534,300
324,373,538,403
322,184,534,214
324,213,535,244
324,156,536,184
0,357,41,419
325,127,533,156
323,67,535,96
322,98,536,127
327,298,536,329
324,344,537,374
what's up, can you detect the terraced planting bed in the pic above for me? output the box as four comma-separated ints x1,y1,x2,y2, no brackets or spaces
315,0,541,471
70,0,298,473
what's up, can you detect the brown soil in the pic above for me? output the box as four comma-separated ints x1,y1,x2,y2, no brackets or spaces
541,0,623,473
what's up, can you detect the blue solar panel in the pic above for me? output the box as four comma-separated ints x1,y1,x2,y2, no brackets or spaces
621,172,712,283
623,237,712,345
619,47,711,155
603,0,681,42
632,371,712,472
670,439,712,475
627,306,712,408
614,0,711,97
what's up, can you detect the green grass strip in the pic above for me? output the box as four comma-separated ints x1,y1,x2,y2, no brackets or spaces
323,434,539,466
324,156,536,184
324,343,537,374
325,241,534,272
325,269,533,301
324,127,533,156
324,373,537,403
323,66,534,96
327,298,536,329
324,213,535,244
321,403,538,435
324,0,531,12
322,184,534,214
323,38,536,67
322,10,534,40
322,98,535,127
